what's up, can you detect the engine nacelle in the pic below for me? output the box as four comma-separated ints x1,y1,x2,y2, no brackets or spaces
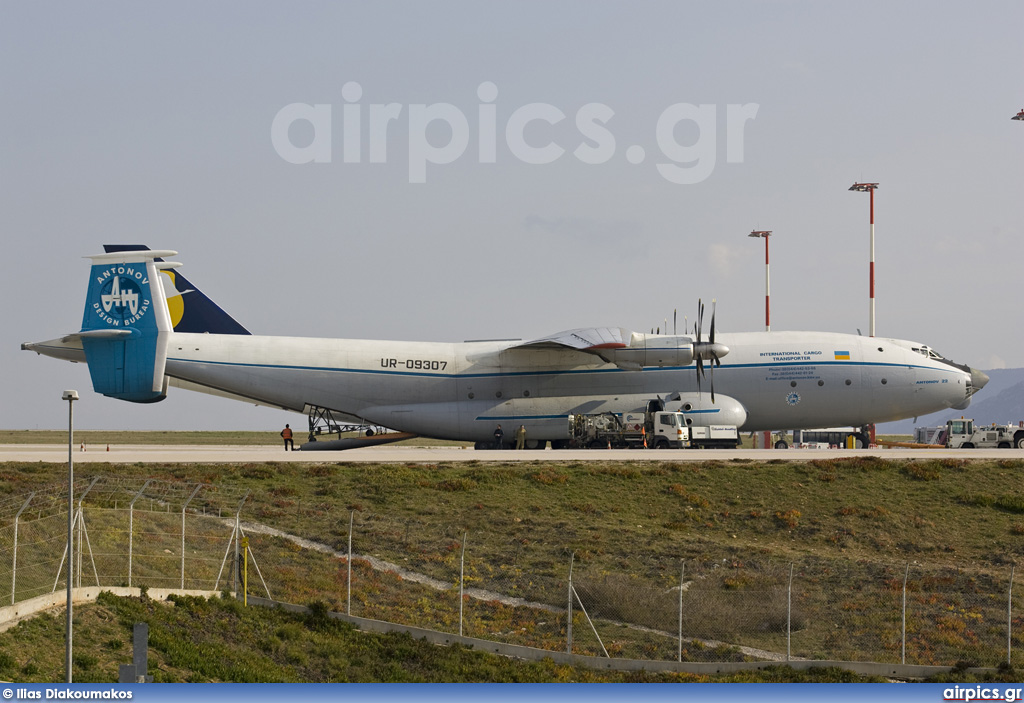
599,334,695,370
664,392,747,428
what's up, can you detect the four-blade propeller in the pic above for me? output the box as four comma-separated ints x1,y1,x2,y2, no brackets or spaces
692,298,729,403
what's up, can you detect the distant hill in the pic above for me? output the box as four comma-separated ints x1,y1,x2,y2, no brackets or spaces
877,368,1024,434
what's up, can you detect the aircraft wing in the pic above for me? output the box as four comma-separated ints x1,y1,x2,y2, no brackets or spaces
509,327,697,370
512,327,631,352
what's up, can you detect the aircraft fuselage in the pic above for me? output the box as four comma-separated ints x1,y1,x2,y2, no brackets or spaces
161,329,976,442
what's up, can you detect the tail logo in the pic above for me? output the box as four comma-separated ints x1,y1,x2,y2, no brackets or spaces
101,275,140,316
92,265,151,327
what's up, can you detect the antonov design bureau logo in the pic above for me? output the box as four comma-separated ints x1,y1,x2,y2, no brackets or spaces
92,265,151,327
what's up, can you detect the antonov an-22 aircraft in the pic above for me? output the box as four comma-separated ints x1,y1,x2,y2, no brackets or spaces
22,247,989,449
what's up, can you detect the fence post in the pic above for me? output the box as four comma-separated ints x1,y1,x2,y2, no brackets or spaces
1009,565,1015,667
233,512,240,597
902,562,910,665
128,480,152,589
12,493,34,605
75,507,83,588
787,563,793,662
459,532,467,637
75,478,98,591
678,561,685,663
347,511,353,616
567,552,575,655
181,484,202,589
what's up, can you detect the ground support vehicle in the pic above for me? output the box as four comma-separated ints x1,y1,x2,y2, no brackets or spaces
567,409,740,449
943,419,1024,449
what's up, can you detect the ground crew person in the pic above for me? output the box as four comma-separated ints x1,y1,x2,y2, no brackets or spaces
281,424,294,451
493,424,504,449
515,424,527,450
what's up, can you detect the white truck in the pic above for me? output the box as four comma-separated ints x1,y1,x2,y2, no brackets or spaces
566,410,740,449
944,419,1024,449
687,424,742,449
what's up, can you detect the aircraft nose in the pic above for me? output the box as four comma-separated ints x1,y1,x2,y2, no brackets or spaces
971,368,990,391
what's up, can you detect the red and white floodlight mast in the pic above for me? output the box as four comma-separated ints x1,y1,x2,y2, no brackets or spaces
748,230,772,331
849,183,878,337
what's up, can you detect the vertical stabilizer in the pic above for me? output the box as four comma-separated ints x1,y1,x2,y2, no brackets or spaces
103,245,250,335
78,250,177,403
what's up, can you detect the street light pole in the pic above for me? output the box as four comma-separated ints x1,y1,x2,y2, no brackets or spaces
849,183,878,337
748,231,772,332
62,389,78,684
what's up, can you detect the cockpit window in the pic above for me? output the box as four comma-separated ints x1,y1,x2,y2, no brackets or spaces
911,345,945,360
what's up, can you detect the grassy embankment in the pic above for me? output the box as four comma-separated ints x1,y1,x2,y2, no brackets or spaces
0,590,888,683
1,454,1022,682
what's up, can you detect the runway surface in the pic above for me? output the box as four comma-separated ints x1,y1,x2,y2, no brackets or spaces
1,444,1020,463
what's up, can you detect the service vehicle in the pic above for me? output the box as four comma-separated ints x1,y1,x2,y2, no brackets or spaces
566,404,740,449
793,427,869,448
943,418,1024,449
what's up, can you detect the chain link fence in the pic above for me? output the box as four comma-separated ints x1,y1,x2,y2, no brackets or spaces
1,477,1020,669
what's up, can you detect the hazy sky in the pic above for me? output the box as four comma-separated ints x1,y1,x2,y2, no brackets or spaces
3,1,1022,430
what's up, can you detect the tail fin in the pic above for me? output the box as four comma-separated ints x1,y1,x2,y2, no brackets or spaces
78,250,177,403
103,245,250,335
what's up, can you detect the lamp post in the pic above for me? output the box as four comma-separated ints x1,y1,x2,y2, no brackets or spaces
849,182,878,337
748,231,774,450
748,231,772,332
62,389,78,684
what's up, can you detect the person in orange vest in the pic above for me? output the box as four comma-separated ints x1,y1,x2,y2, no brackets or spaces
280,424,294,451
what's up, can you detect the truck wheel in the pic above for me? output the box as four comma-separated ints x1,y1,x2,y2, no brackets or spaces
1016,434,1024,449
962,443,975,449
655,438,669,449
998,442,1011,449
774,440,789,449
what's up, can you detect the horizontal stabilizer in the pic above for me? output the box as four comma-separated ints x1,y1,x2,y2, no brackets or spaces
62,329,134,341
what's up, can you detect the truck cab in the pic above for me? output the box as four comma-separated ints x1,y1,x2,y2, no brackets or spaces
653,411,689,448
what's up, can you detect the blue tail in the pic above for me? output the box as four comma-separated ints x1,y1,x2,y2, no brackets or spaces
103,245,250,335
79,250,176,403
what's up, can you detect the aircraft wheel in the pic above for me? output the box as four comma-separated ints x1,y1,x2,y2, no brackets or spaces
774,440,789,449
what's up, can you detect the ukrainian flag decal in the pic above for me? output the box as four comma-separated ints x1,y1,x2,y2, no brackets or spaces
834,351,850,360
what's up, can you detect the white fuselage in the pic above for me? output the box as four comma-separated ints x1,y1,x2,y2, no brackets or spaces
161,329,975,442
